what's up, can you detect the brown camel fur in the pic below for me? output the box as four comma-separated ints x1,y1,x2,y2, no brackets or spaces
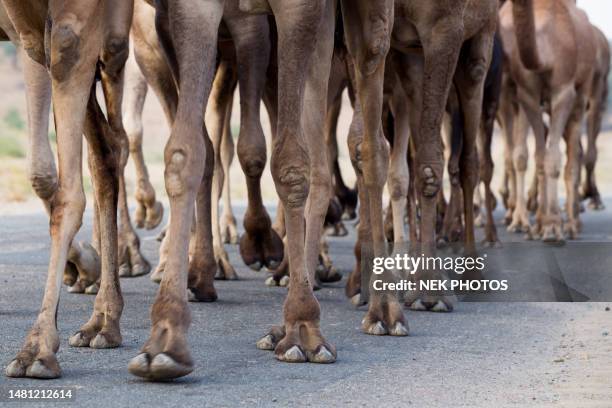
500,0,597,242
4,0,134,379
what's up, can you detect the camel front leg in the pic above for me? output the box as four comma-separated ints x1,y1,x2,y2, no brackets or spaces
342,0,408,334
406,19,463,313
226,9,284,272
255,0,336,364
128,0,223,381
542,85,576,243
5,0,103,378
563,91,588,239
454,27,495,257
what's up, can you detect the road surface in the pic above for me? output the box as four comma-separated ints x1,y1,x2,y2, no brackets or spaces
0,203,611,407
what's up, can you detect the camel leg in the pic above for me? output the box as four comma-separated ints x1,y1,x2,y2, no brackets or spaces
479,99,500,246
563,91,588,239
205,54,238,280
21,46,100,294
498,78,517,225
226,12,283,273
123,49,164,230
344,91,367,305
97,0,150,279
582,86,605,210
128,0,223,380
405,19,464,312
255,0,336,363
219,93,239,244
68,84,127,350
455,30,494,256
541,86,576,243
387,75,410,245
507,105,532,234
440,103,464,246
341,0,409,333
5,0,103,379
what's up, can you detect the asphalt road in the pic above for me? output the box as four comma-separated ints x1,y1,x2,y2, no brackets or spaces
0,203,611,407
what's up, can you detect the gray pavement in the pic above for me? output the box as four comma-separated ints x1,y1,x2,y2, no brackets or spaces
0,203,611,407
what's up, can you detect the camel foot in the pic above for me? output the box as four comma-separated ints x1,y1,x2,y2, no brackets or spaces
406,296,453,313
240,228,284,271
258,324,336,364
214,247,238,280
128,353,193,381
362,296,408,336
5,327,61,379
220,215,239,245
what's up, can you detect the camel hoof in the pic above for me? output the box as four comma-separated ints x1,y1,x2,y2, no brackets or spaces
68,280,86,294
278,346,306,363
85,282,99,294
350,294,365,307
264,276,279,287
389,322,409,336
68,332,89,347
90,334,118,349
248,261,262,271
145,201,164,230
127,353,149,377
431,300,452,312
363,321,388,336
128,353,193,381
5,360,25,378
267,260,280,270
26,359,60,379
308,346,336,364
408,299,427,311
256,334,276,350
279,275,290,287
151,264,164,283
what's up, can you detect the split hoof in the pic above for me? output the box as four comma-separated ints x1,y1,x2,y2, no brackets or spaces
128,353,193,381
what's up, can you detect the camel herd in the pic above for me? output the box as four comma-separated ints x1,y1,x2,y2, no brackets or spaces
1,0,609,381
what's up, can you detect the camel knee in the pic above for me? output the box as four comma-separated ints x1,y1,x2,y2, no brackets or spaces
238,138,266,179
467,59,488,84
29,170,58,201
388,174,408,201
49,24,83,82
418,163,442,198
513,147,528,172
359,11,391,76
544,148,561,178
50,187,86,236
102,36,129,76
164,144,204,198
272,150,309,210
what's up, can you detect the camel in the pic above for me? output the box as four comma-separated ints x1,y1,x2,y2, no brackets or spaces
4,0,135,379
499,0,597,242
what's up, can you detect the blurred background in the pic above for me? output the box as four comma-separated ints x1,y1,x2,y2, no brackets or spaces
0,0,610,215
